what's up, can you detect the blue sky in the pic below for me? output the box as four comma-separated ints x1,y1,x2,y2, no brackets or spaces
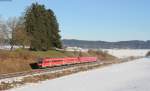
0,0,150,41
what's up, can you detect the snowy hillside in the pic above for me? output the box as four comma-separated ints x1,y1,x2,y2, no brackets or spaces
8,58,150,91
102,49,150,58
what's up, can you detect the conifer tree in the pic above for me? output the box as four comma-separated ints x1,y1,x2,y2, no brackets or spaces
24,3,62,51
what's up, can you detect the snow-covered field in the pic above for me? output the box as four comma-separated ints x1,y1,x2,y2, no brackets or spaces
102,49,150,58
8,58,150,91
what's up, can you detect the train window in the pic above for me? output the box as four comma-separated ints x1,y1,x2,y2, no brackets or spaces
52,60,63,62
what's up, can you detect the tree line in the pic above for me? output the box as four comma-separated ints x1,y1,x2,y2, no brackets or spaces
0,3,62,51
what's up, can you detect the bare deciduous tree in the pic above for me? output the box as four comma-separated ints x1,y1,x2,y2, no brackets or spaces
0,17,30,50
14,23,30,48
0,18,9,46
7,17,18,50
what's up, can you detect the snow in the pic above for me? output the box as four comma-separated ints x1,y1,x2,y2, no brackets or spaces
0,45,29,50
102,49,150,58
0,77,23,84
8,58,150,91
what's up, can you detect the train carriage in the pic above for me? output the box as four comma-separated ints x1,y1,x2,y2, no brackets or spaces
37,57,97,68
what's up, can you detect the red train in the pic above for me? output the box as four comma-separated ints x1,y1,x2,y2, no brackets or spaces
37,57,97,68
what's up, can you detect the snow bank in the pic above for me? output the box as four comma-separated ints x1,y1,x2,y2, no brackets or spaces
8,58,150,91
102,49,150,58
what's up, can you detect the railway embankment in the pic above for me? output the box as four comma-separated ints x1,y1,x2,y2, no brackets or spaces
0,49,116,74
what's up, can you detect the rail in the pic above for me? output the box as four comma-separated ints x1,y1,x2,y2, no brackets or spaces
0,61,104,80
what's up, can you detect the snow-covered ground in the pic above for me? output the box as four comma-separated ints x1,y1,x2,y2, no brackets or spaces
102,49,150,58
0,45,29,50
8,58,150,91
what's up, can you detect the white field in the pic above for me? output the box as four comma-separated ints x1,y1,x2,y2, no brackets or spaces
8,58,150,91
102,49,150,58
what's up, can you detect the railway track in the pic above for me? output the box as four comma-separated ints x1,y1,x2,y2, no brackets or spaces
0,61,104,80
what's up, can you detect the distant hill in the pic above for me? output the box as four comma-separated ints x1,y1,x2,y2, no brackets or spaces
62,39,150,49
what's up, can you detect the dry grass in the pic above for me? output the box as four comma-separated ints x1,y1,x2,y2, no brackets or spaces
0,59,33,74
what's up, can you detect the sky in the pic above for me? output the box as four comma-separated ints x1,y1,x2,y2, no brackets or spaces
0,0,150,42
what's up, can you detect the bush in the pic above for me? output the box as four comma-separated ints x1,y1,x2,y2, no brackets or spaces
88,49,116,60
146,51,150,57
